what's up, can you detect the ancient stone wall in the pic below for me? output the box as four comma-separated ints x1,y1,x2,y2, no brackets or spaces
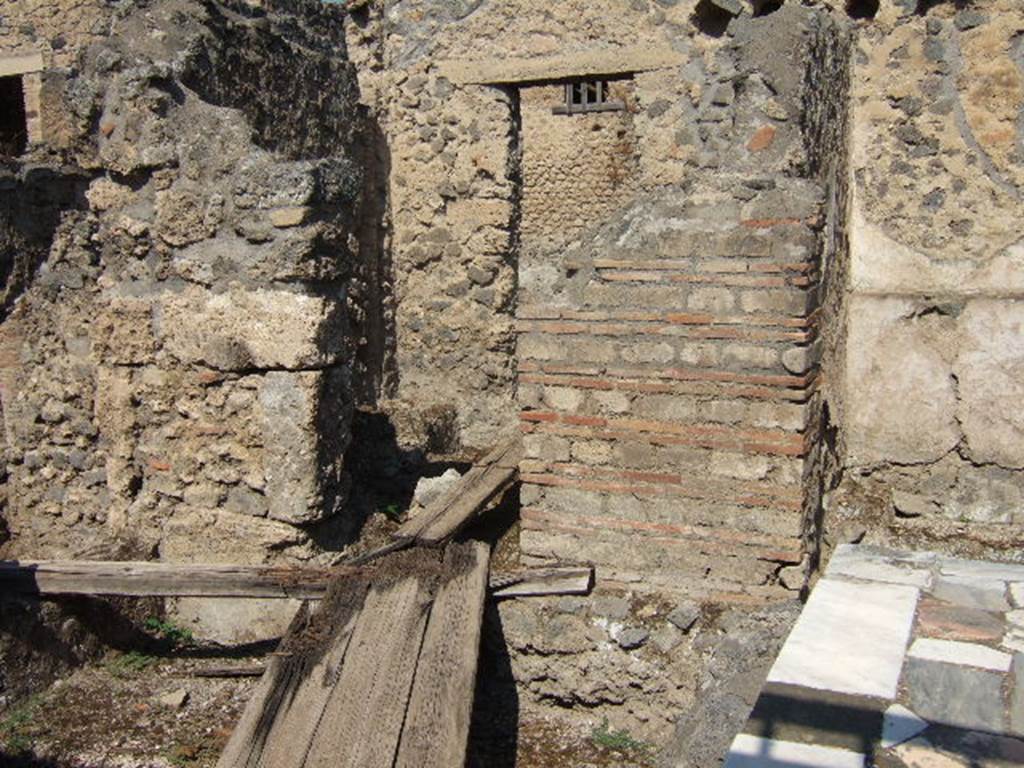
337,0,868,597
518,81,641,251
509,3,838,599
343,0,699,451
0,0,367,640
828,0,1024,559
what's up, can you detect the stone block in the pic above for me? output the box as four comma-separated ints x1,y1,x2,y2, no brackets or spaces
709,452,771,481
93,298,158,365
523,433,571,462
916,598,1005,644
738,289,808,315
905,656,1007,733
542,385,584,412
269,206,310,228
954,300,1024,469
592,390,631,414
621,340,675,364
258,369,348,524
881,704,928,749
593,595,631,620
767,578,919,699
845,295,959,465
570,440,612,465
667,601,701,632
1012,654,1024,737
932,574,1010,612
688,287,736,313
723,344,779,370
616,627,649,650
159,287,345,371
725,734,863,768
907,638,1011,672
781,344,814,375
826,545,934,589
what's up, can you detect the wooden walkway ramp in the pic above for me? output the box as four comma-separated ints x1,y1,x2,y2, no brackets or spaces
0,434,596,767
217,541,490,768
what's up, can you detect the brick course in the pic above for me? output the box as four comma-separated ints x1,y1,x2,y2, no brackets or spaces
517,181,822,600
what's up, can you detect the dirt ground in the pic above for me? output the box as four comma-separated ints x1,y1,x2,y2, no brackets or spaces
0,650,658,768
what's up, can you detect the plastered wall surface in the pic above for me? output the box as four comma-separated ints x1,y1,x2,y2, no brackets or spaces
835,0,1024,551
519,81,640,256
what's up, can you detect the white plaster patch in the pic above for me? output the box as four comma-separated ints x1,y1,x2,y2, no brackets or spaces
767,578,919,699
881,704,929,749
908,638,1011,672
724,734,864,768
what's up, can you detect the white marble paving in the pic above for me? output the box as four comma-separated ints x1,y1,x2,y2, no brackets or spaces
1010,582,1024,608
937,558,1024,582
881,704,929,749
767,578,919,699
724,734,864,768
908,638,1012,672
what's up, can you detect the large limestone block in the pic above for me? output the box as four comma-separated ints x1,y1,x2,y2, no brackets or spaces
954,299,1024,469
258,369,349,524
159,287,344,371
160,508,307,643
845,296,959,466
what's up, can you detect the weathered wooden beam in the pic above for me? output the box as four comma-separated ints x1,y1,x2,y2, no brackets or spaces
489,566,594,598
193,665,266,678
0,560,346,599
394,541,490,768
0,559,591,600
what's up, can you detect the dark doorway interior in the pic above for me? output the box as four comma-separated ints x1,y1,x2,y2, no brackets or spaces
0,76,28,157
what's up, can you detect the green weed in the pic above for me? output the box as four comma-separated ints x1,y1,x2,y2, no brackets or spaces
380,503,403,522
0,694,42,753
590,718,652,755
106,650,158,678
145,617,194,647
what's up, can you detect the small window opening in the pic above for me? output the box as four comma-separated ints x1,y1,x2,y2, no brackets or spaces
692,0,735,37
0,75,28,157
753,0,785,16
553,79,626,115
847,0,879,19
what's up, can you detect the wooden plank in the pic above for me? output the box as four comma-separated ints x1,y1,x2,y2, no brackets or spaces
303,572,434,768
2,558,591,603
394,541,491,768
489,566,594,598
255,590,366,768
0,560,342,599
217,603,314,768
193,665,266,678
217,580,371,768
396,436,522,546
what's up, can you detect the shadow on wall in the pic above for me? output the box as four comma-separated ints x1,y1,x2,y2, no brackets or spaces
305,406,468,552
0,164,90,321
350,113,398,406
466,601,520,768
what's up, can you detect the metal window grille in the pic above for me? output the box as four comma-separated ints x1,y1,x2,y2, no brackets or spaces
553,79,626,115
